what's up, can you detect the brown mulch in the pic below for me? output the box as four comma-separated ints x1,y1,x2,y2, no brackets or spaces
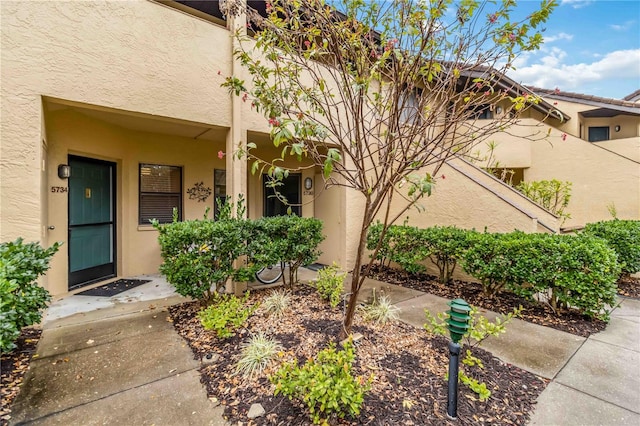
169,286,548,426
366,265,611,338
617,276,640,299
1,328,41,426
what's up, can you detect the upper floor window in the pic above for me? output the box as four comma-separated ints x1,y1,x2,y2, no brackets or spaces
588,126,610,142
400,90,421,123
139,164,182,224
472,105,493,120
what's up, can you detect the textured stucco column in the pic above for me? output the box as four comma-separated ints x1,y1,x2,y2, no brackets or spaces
226,1,248,219
227,1,249,295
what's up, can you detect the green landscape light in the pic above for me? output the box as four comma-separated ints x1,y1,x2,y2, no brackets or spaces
446,298,471,420
446,298,471,343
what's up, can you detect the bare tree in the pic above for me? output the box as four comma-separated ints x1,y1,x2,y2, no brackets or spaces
223,0,558,338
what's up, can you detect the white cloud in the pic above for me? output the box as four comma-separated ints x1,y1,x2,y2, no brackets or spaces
610,20,636,31
543,32,574,43
508,49,640,92
561,0,594,9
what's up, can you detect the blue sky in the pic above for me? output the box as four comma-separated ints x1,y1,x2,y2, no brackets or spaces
507,0,640,99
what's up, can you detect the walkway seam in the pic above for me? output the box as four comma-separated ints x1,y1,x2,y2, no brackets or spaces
14,365,204,426
549,381,640,415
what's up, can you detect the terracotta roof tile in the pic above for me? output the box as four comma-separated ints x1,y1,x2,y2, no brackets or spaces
526,86,640,109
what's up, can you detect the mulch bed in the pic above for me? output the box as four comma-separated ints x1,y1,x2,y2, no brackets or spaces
617,276,640,299
1,328,41,426
366,265,614,338
169,286,548,425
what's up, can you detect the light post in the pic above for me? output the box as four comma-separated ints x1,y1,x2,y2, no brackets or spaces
446,298,471,420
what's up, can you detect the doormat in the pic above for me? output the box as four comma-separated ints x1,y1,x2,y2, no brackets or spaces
304,263,328,271
76,279,151,297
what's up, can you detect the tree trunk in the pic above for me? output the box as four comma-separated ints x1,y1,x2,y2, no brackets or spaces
340,214,371,340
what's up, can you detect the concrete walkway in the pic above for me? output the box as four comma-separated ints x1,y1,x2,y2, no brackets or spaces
10,272,640,425
9,278,227,426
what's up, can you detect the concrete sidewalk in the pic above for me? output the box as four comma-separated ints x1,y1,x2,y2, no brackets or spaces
9,280,227,426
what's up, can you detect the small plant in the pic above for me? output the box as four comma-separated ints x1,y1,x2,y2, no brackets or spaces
425,305,521,401
236,332,282,380
271,340,372,425
360,292,400,325
516,179,572,224
198,292,258,338
262,289,291,317
314,262,345,308
1,238,61,353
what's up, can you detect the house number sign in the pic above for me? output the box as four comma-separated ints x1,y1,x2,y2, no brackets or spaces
51,186,68,193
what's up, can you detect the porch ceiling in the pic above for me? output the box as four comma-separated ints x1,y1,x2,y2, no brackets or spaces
44,98,228,141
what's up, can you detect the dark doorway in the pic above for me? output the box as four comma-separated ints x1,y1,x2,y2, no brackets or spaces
263,174,301,217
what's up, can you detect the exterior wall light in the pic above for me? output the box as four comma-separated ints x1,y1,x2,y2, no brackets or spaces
495,106,503,115
304,177,313,190
446,298,471,420
58,164,71,179
614,125,621,132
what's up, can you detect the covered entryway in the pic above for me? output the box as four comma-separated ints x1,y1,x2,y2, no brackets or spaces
68,156,116,289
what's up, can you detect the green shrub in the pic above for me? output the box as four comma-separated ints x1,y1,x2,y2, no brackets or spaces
314,262,345,308
271,340,371,424
460,232,530,296
584,220,640,276
367,224,473,283
516,179,572,224
366,223,428,273
252,215,324,287
198,292,258,338
461,232,620,318
153,214,258,305
423,226,475,284
0,238,61,353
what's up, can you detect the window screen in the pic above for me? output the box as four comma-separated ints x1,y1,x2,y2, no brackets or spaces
139,164,182,224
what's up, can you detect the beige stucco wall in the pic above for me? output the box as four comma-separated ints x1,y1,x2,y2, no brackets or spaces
1,0,233,243
1,0,239,294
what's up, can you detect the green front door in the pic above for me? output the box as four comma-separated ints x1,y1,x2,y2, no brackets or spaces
68,156,116,289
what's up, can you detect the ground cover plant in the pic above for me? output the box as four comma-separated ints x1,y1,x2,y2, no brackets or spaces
169,285,548,425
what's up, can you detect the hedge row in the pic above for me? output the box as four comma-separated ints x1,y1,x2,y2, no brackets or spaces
154,214,323,305
367,220,640,319
584,220,640,276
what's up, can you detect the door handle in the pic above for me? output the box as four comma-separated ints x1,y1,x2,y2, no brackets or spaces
48,226,55,230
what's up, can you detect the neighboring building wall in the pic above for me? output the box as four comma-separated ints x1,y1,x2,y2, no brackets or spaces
525,133,640,226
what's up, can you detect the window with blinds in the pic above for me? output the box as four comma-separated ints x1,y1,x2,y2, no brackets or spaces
139,164,182,224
